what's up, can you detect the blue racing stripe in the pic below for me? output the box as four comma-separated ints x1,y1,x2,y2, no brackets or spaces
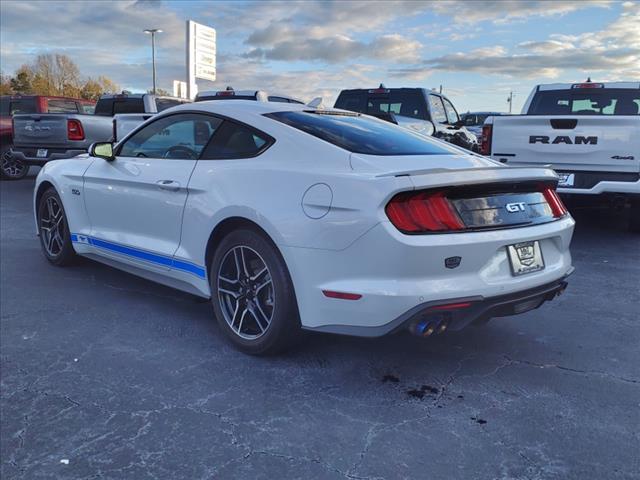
71,233,206,279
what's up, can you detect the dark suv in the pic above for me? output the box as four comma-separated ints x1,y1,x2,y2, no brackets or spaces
334,87,477,151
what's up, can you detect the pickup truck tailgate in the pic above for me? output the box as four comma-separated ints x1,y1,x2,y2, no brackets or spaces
12,114,70,146
491,116,640,173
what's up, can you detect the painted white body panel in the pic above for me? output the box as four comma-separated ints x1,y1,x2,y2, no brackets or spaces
34,101,575,335
488,82,640,196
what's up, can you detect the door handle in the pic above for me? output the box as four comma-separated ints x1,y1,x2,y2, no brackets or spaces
156,180,181,191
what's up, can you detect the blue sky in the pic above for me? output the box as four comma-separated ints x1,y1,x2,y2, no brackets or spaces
1,1,638,112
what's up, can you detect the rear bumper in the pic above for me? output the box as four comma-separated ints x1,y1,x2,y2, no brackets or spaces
10,147,87,165
283,215,575,335
556,171,640,196
310,274,571,337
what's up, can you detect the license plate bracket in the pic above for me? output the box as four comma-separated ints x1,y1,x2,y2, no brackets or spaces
507,240,545,276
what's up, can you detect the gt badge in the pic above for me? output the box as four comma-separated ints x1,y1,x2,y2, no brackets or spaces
72,188,80,196
506,202,526,213
445,256,461,269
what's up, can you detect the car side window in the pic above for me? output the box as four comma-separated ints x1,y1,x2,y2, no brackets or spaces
429,95,447,123
200,120,271,159
267,96,290,103
118,113,222,160
47,99,79,113
80,103,96,114
442,98,460,124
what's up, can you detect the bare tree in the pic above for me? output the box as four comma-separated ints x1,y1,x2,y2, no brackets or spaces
31,53,81,97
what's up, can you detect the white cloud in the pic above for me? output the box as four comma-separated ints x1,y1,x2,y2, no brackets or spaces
431,0,613,24
394,2,640,80
244,21,423,63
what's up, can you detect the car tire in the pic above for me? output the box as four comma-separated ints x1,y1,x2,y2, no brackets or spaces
1,145,29,180
210,228,301,355
37,188,76,266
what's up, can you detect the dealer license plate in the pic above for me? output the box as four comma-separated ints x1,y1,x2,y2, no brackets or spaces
36,149,48,158
557,173,575,187
507,241,545,276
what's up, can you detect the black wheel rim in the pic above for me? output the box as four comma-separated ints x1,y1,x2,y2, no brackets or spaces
1,152,28,178
40,196,66,257
217,245,274,340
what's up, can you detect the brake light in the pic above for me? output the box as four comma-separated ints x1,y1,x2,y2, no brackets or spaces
542,187,568,217
386,191,465,233
368,88,390,94
216,90,235,96
571,83,603,89
67,119,84,141
480,124,492,155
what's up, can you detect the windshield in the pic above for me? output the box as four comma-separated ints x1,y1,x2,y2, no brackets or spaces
529,89,640,115
265,111,454,156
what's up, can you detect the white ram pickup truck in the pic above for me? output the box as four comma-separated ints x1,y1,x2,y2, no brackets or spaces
481,81,640,231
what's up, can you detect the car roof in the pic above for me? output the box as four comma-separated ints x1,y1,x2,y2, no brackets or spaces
166,99,309,117
196,90,304,103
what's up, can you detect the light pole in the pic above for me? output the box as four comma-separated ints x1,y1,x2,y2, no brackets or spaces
143,28,162,95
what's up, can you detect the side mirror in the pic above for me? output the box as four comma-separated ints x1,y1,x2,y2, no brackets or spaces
452,119,465,129
89,142,115,161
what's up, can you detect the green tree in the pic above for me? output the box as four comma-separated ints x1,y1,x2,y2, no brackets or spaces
9,65,34,94
81,76,120,100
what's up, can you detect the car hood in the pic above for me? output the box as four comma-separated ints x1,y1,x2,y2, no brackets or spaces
349,151,501,176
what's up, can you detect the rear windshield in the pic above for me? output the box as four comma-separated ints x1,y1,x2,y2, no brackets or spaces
9,98,37,115
529,89,640,115
265,111,453,156
335,90,427,120
95,98,145,116
155,98,182,112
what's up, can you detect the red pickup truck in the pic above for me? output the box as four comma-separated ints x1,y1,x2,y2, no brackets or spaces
0,95,95,179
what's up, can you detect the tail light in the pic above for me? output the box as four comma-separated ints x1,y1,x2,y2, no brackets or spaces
67,119,84,141
386,184,568,234
542,186,568,217
480,124,492,155
386,191,465,233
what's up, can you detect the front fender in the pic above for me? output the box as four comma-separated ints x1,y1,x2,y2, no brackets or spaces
33,156,96,237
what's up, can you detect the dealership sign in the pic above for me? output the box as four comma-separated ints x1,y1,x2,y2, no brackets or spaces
186,20,216,98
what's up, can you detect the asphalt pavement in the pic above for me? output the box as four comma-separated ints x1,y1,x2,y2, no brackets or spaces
1,171,639,480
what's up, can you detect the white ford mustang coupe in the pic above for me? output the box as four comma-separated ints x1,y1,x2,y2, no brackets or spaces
34,101,575,354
